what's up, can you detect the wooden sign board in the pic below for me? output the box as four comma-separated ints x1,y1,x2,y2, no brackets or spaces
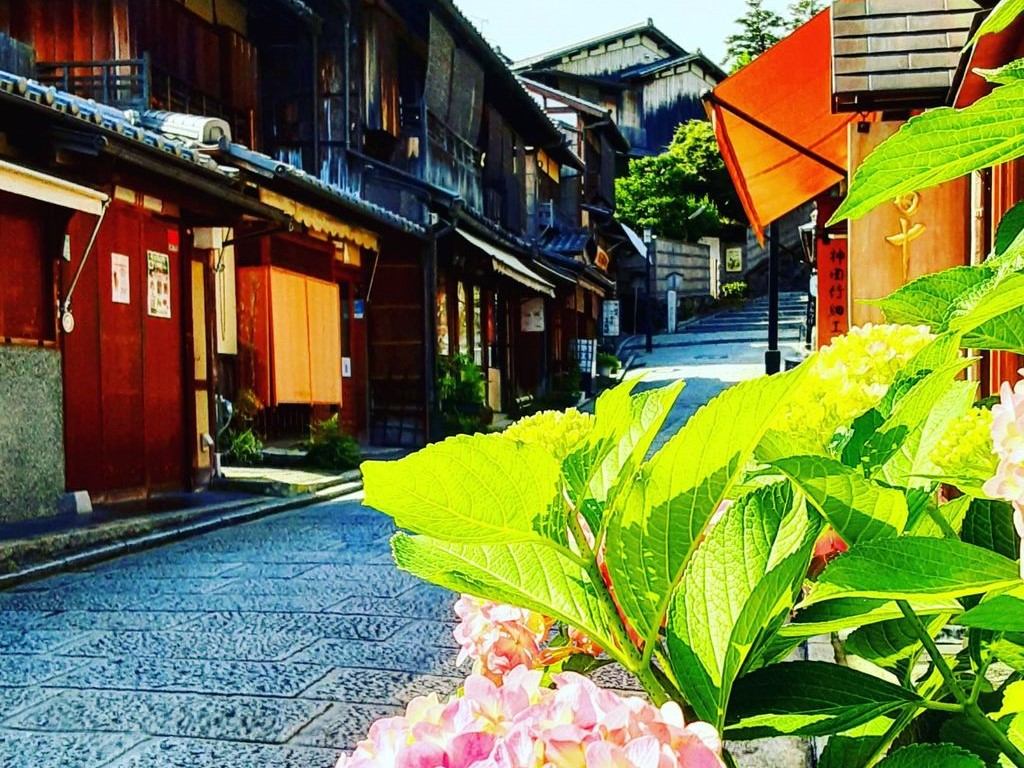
848,122,969,326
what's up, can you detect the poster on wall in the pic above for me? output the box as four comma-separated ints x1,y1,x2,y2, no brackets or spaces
725,248,743,273
111,253,130,305
520,298,545,333
342,357,352,378
147,251,172,319
602,300,620,337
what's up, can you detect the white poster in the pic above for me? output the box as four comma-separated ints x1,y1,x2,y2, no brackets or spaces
520,297,545,333
111,253,130,305
725,247,744,273
147,250,171,319
342,357,352,378
602,300,620,337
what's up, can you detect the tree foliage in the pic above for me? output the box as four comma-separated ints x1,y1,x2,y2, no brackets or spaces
724,0,785,73
614,120,745,242
786,0,824,30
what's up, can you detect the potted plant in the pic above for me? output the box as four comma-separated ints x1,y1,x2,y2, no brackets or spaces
597,351,620,377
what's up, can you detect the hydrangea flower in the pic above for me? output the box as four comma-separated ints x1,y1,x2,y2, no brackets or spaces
454,596,553,684
781,323,934,439
982,374,1024,578
932,407,998,483
504,408,595,460
337,666,726,768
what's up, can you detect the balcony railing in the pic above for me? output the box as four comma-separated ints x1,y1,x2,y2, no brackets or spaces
399,102,483,215
35,56,152,111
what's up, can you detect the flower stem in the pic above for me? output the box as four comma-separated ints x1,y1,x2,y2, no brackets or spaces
898,601,1024,768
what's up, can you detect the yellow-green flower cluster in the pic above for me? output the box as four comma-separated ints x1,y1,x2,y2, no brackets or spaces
931,407,998,483
505,408,595,460
783,323,934,438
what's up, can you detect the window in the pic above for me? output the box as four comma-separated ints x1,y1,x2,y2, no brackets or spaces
472,285,483,366
457,281,469,356
436,275,449,356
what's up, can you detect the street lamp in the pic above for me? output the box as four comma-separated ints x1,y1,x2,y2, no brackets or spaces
644,226,655,353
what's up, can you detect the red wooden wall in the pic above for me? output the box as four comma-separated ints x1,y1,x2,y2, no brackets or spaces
0,192,55,343
987,159,1024,393
62,200,186,498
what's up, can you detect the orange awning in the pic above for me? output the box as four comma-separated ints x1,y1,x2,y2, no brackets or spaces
706,10,863,242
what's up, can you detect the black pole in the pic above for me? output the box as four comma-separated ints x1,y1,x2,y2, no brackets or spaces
766,220,782,375
645,239,654,353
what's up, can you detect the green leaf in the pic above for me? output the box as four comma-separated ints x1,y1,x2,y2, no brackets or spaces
772,455,908,544
957,587,1024,631
979,59,1024,87
876,744,985,768
665,483,818,727
831,83,1024,224
869,267,996,329
845,614,949,673
996,201,1024,256
989,634,1024,671
817,716,896,768
963,499,1020,560
949,272,1024,352
363,434,560,543
867,362,976,488
803,537,1020,607
908,494,972,539
605,365,810,640
726,661,921,739
968,0,1024,46
784,597,963,638
564,380,685,514
997,680,1024,718
391,533,622,658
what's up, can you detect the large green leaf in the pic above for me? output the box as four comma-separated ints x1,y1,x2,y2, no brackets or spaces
604,365,810,640
831,83,1024,224
963,499,1020,560
803,537,1019,607
726,661,921,739
665,483,818,728
773,455,908,544
908,494,972,539
957,586,1024,631
869,267,996,329
866,362,976,487
783,597,963,638
564,380,684,517
845,614,949,675
817,716,896,768
949,272,1024,353
996,202,1024,256
391,533,622,658
968,0,1024,46
363,433,560,543
877,744,985,768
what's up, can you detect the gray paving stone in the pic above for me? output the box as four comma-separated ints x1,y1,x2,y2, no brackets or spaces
215,563,321,580
0,655,87,687
290,639,463,678
15,574,238,597
176,611,410,641
0,686,59,722
10,688,328,743
290,701,403,750
58,629,319,663
589,663,646,691
145,591,347,613
107,737,339,768
31,610,202,632
0,610,55,631
208,579,366,600
294,565,421,597
0,629,89,655
331,588,456,622
43,656,331,697
0,590,147,612
95,561,246,579
0,730,143,768
301,667,459,706
401,620,460,649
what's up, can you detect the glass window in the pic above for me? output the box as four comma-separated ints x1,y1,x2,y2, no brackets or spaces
457,282,469,356
436,274,449,356
472,286,483,366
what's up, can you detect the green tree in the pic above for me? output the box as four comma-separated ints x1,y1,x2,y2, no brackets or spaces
614,120,745,242
786,0,824,30
723,0,785,72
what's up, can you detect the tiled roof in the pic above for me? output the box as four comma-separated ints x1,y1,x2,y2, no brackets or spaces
542,229,591,257
512,20,687,72
0,69,424,236
615,53,726,83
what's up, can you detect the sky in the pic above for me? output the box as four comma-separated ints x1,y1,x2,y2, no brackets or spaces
452,0,791,67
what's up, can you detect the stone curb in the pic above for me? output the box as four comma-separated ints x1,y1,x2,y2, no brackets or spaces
0,479,363,591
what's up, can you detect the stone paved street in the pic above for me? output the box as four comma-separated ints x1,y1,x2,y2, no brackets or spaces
0,496,466,767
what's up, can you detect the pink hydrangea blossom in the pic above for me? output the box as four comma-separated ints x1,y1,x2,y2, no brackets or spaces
337,666,726,768
984,372,1024,579
454,596,553,684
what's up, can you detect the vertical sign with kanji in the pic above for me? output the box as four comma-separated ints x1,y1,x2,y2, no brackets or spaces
817,236,849,347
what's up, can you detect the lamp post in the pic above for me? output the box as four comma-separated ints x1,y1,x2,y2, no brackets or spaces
644,226,655,353
765,221,781,375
